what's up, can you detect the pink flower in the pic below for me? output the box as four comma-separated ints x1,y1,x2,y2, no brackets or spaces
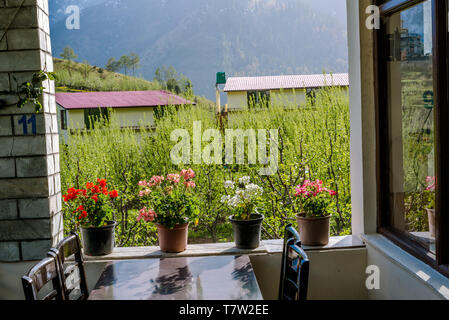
138,180,148,187
180,169,195,181
148,175,164,187
294,180,336,199
167,174,181,184
426,176,436,191
184,181,196,189
139,189,152,197
137,207,157,222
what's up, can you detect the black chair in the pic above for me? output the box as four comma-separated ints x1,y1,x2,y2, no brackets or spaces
49,232,89,300
279,224,310,301
22,255,65,300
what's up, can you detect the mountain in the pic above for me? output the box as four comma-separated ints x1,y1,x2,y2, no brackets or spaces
50,0,348,99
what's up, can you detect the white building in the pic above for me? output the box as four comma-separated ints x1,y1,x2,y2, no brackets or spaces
224,73,349,109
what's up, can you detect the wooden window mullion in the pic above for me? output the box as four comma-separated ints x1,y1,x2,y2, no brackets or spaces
433,0,449,265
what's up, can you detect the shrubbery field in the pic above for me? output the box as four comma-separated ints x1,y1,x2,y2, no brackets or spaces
60,87,351,246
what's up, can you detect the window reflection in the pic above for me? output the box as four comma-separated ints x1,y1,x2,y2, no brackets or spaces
386,0,435,253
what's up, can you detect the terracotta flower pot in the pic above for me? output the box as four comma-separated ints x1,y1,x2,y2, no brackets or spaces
157,223,189,253
296,214,330,246
426,208,435,238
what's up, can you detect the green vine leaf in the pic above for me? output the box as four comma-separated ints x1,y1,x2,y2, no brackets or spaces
15,70,57,113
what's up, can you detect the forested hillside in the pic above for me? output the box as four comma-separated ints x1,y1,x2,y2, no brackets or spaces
50,0,348,99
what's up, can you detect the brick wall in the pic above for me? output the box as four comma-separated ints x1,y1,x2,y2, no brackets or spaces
0,0,63,262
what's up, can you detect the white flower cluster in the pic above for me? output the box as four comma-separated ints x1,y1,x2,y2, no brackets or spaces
224,180,235,189
221,177,263,208
239,176,251,186
244,183,264,198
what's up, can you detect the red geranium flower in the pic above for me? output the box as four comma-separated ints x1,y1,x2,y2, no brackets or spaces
109,190,118,198
97,179,107,188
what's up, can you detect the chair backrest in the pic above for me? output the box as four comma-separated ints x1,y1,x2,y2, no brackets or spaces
49,232,89,300
22,256,65,300
279,224,310,301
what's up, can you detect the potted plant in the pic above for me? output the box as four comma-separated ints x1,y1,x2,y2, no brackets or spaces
221,176,264,249
63,179,119,256
425,176,436,238
137,169,199,253
293,179,337,246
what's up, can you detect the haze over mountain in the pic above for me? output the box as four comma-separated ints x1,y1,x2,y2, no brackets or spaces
49,0,348,99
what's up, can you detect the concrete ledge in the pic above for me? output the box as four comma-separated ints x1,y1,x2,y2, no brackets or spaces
264,235,365,254
83,242,267,261
362,234,449,300
82,235,365,262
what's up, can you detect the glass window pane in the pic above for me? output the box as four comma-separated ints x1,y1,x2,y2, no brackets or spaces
386,0,435,253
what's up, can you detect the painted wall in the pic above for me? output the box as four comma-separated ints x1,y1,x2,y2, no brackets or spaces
0,261,38,300
65,107,156,130
250,248,369,300
227,91,248,110
226,88,348,109
270,89,306,107
226,89,306,109
365,241,444,300
66,109,84,130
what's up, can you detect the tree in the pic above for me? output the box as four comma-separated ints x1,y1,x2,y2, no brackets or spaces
129,53,140,76
105,57,121,72
179,75,194,97
154,65,181,92
60,45,77,63
81,60,93,80
153,65,194,96
154,67,164,86
166,78,181,95
119,55,132,76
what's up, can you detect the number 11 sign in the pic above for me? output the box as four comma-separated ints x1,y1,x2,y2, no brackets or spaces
18,114,37,135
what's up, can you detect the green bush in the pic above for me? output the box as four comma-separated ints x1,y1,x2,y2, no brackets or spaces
60,87,351,246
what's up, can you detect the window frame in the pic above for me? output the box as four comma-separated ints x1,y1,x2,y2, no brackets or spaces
83,108,110,130
375,0,449,276
60,109,68,130
306,88,318,105
247,90,271,108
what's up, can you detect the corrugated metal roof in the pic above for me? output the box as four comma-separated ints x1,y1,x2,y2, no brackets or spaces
56,90,195,110
223,73,349,92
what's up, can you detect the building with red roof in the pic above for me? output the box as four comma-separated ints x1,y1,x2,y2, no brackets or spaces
55,90,195,132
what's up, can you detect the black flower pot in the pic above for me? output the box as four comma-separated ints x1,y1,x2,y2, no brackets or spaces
80,220,116,256
229,214,264,249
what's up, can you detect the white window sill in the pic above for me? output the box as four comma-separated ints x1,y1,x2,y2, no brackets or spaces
263,235,364,254
361,234,449,300
82,235,365,262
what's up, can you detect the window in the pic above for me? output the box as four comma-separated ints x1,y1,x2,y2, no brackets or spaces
60,109,67,130
247,91,270,108
376,0,449,275
84,108,109,130
153,106,165,120
306,88,317,105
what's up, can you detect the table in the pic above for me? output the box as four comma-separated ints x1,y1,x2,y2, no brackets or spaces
88,255,264,300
